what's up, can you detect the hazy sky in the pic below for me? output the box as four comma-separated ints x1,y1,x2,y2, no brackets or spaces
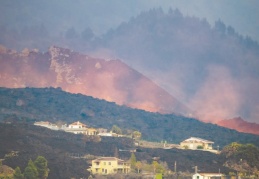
1,0,258,41
135,0,259,42
75,0,259,42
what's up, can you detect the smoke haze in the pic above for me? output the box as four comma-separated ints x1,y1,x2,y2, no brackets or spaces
189,65,241,122
0,1,259,125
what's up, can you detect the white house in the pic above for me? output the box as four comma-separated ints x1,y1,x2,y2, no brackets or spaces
192,173,223,179
34,121,59,130
98,132,113,137
68,121,87,129
180,137,214,150
34,120,97,135
63,121,97,135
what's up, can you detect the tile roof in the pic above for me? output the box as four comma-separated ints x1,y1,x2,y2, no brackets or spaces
93,157,125,162
69,121,87,127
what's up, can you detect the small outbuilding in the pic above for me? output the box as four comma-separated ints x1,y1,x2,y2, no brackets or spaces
192,173,223,179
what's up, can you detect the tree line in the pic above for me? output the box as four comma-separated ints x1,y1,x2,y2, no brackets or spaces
221,142,259,177
13,156,49,179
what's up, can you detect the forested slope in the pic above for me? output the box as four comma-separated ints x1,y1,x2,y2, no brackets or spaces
0,87,259,148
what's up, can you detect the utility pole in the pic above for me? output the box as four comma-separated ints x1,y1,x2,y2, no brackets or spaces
194,166,198,173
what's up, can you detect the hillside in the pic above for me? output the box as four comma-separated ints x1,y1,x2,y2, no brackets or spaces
0,123,234,179
1,46,259,136
0,123,133,179
0,87,259,148
217,117,259,135
92,8,259,126
0,45,188,115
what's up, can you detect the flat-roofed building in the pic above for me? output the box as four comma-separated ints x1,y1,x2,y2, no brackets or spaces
193,172,223,179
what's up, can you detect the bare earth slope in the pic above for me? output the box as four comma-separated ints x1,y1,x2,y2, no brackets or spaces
217,117,259,135
0,123,230,179
0,46,188,115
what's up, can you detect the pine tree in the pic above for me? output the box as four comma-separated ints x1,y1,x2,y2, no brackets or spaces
114,147,119,158
24,159,38,179
111,125,122,134
13,167,24,179
135,161,142,173
132,131,142,139
152,161,159,173
130,153,136,169
34,156,49,179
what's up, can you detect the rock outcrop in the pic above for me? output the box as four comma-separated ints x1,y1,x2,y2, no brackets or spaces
0,46,189,115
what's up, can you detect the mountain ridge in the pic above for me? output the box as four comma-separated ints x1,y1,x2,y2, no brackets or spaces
90,8,259,125
217,117,259,135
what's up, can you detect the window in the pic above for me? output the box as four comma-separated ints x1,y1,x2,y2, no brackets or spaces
105,169,107,174
104,162,106,165
109,162,111,165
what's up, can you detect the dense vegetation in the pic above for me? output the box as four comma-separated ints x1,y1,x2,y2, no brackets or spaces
0,87,259,148
12,156,49,179
221,142,259,177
